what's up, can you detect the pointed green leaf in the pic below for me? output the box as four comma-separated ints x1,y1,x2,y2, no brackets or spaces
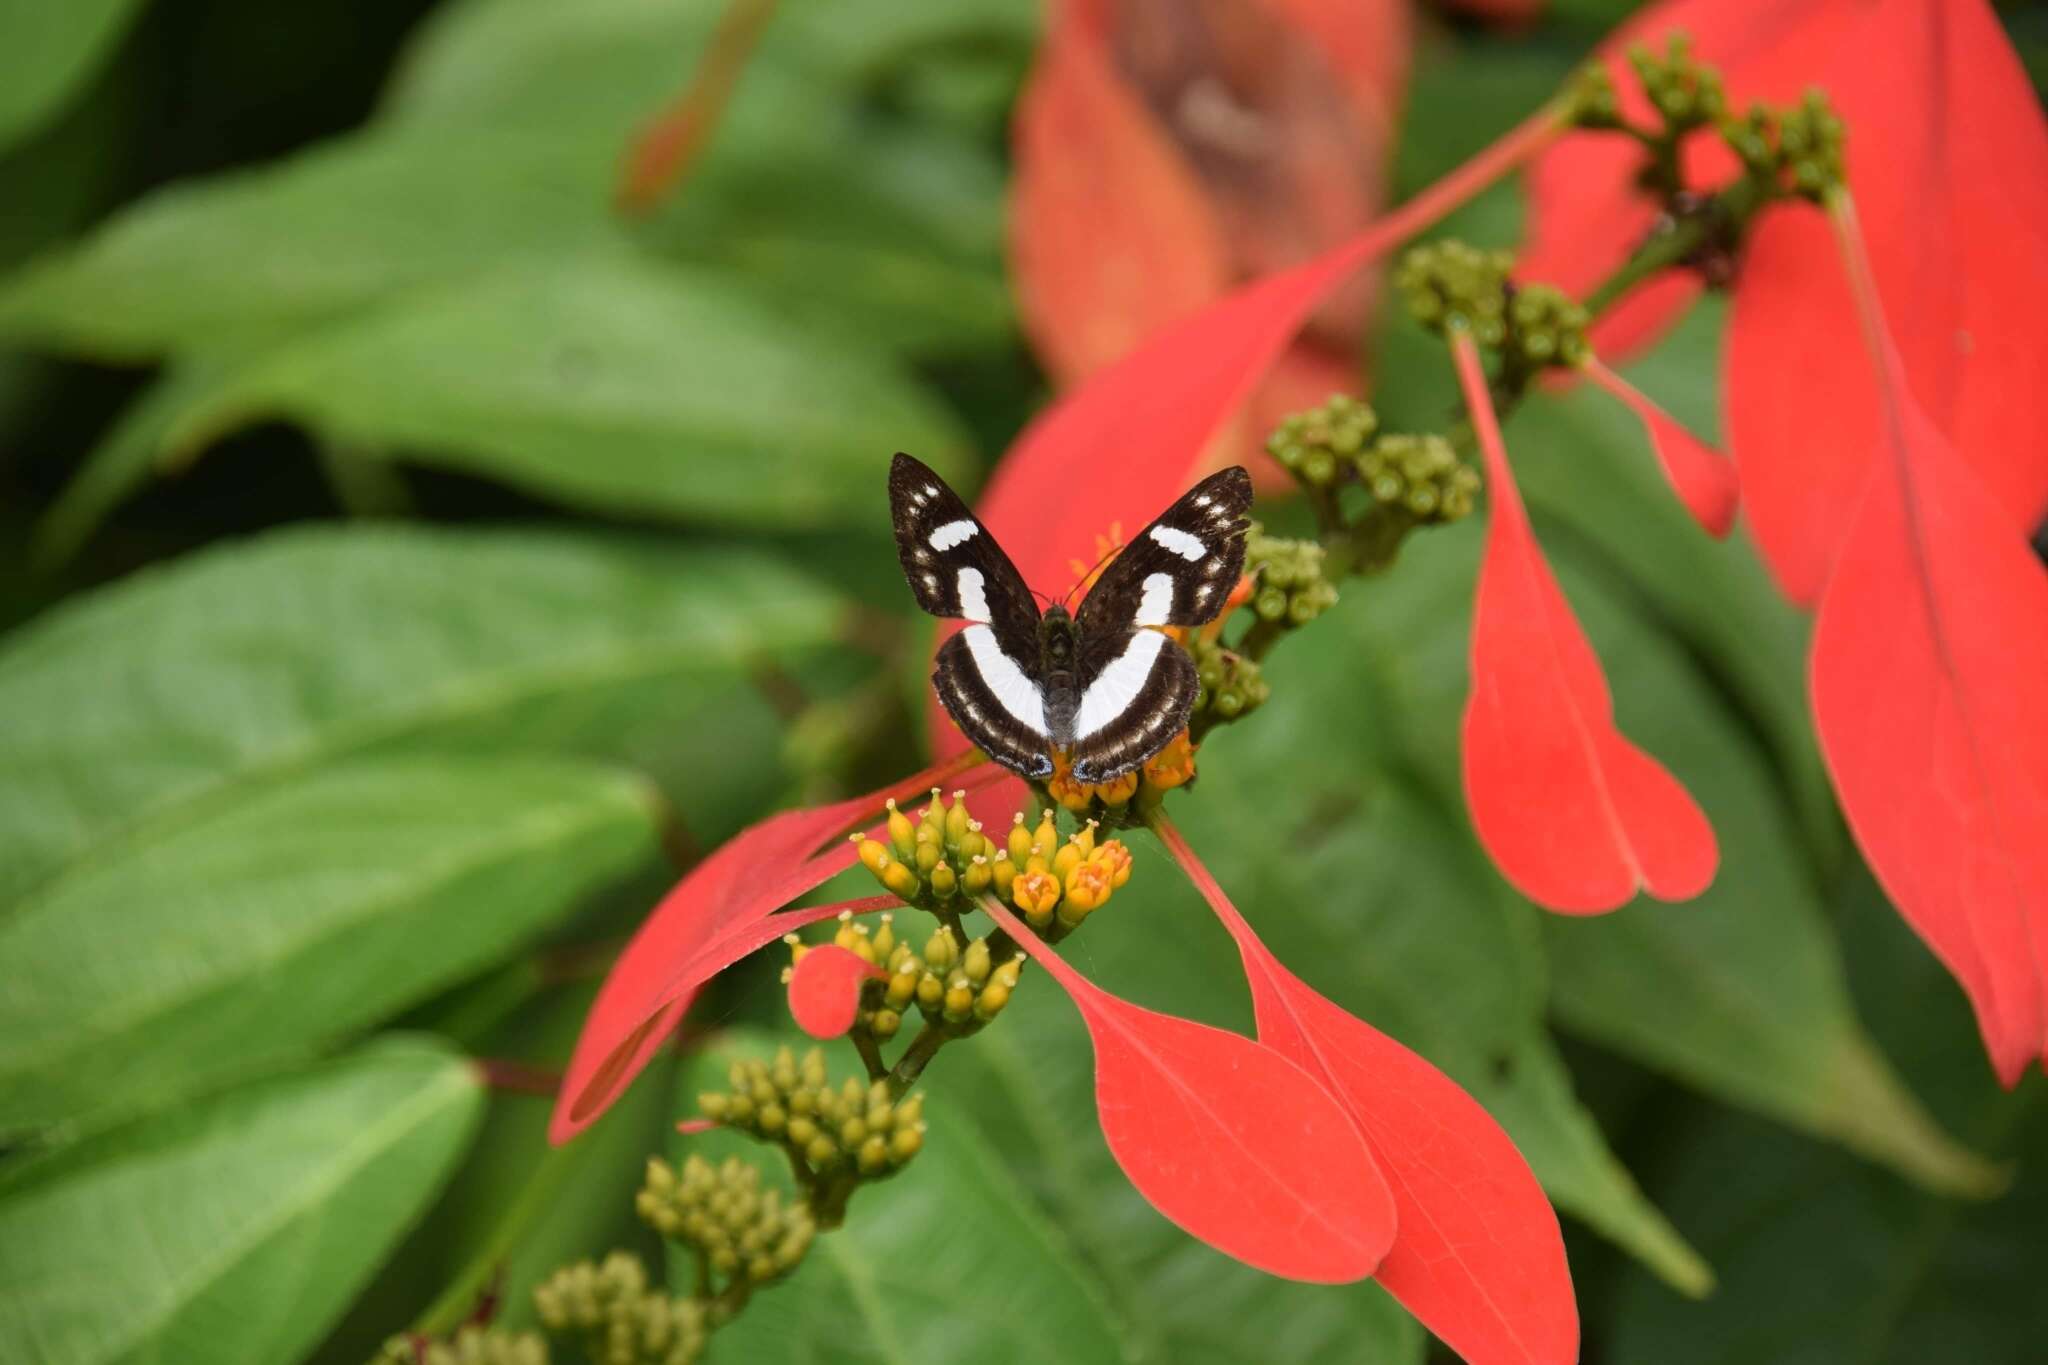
0,524,841,914
0,757,657,1135
0,0,150,155
158,254,973,528
0,1037,482,1365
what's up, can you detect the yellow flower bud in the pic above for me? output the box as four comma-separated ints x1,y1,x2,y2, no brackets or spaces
963,855,993,896
963,937,992,985
944,793,971,847
1013,869,1061,924
1094,840,1133,887
856,837,892,877
916,973,944,1011
1007,812,1033,864
929,862,957,899
871,914,895,958
975,980,1011,1018
885,800,916,858
881,862,921,900
889,1126,923,1164
1031,812,1058,861
858,1135,890,1174
991,851,1016,899
914,839,942,874
870,1008,901,1040
943,982,975,1021
1052,840,1083,880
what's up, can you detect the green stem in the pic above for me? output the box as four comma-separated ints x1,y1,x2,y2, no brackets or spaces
885,1023,947,1100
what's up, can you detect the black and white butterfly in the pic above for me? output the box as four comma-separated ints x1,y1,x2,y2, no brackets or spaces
889,451,1253,784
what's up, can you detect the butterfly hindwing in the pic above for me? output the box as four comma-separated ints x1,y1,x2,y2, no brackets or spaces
1066,466,1253,782
932,628,1056,779
888,452,1039,644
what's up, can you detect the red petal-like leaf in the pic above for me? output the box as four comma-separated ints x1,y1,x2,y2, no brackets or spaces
979,894,1397,1282
1454,332,1717,911
1582,357,1737,537
1155,817,1576,1365
1811,200,2048,1084
550,757,987,1143
1009,7,1231,387
787,944,884,1040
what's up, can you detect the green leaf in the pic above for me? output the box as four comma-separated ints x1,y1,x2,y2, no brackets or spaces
0,524,842,914
158,254,974,528
313,982,683,1363
0,1036,482,1365
1352,519,1996,1196
0,0,149,155
669,1032,1140,1364
0,128,623,360
0,756,657,1136
28,360,240,571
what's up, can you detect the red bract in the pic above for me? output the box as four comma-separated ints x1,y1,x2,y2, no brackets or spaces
786,945,885,1041
1154,816,1575,1365
1454,331,1718,912
1523,0,2048,603
1581,356,1738,538
978,893,1398,1283
549,756,987,1143
1810,199,2048,1085
1009,0,1407,462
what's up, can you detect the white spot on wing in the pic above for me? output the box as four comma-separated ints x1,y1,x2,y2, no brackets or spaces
1136,572,1173,626
957,568,991,623
1150,525,1206,560
1074,632,1167,739
930,519,979,551
962,625,1047,733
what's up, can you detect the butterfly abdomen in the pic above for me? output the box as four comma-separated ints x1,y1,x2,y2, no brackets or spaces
1039,606,1081,745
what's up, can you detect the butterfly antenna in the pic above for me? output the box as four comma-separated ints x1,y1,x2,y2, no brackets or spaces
1063,541,1123,610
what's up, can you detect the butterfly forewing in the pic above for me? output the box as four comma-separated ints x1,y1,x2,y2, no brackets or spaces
889,453,1055,777
1066,466,1253,782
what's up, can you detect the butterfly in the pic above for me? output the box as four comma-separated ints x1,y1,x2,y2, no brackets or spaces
888,452,1253,784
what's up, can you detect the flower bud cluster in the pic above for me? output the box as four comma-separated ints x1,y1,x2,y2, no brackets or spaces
1504,285,1590,371
1396,242,1514,345
1627,35,1727,134
1187,635,1271,737
371,1328,546,1365
1361,433,1481,524
697,1049,926,1178
876,922,1025,1027
853,788,997,909
1721,90,1846,201
1246,529,1338,628
533,1253,706,1365
1560,61,1621,130
1266,393,1378,488
637,1155,816,1286
987,811,1133,935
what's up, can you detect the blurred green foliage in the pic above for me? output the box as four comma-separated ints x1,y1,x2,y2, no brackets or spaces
1,2,2042,1363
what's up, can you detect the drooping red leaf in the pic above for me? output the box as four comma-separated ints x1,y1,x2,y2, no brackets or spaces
1724,204,1878,602
1009,6,1231,388
1581,356,1737,537
1154,816,1576,1365
979,893,1397,1282
550,756,988,1143
1454,331,1717,912
786,944,885,1040
934,109,1561,759
1810,199,2048,1084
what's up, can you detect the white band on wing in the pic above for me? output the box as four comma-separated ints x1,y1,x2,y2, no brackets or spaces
1073,631,1167,740
930,519,979,551
957,567,991,623
1148,525,1206,561
961,625,1048,734
1135,572,1173,627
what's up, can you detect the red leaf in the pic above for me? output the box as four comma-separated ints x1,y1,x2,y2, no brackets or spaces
1725,205,1879,602
1155,817,1577,1365
1454,332,1717,911
550,756,988,1143
1582,356,1738,537
1811,200,2048,1084
786,944,884,1040
1009,8,1231,388
979,894,1397,1282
